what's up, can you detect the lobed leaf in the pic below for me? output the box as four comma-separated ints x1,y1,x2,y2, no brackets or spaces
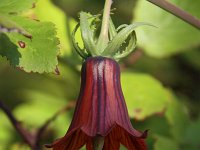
0,16,59,73
33,0,71,55
0,0,37,14
0,14,31,38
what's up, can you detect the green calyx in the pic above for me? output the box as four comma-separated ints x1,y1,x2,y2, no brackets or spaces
72,11,151,61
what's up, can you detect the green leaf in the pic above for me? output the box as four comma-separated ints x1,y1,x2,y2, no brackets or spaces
0,14,31,38
0,112,13,148
134,0,200,58
154,135,179,150
33,0,72,55
183,117,200,148
165,91,190,142
0,16,59,73
182,48,200,71
0,0,37,14
14,90,66,125
121,72,168,120
13,90,71,136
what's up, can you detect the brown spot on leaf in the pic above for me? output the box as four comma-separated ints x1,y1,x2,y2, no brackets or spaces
32,3,36,8
155,107,166,117
33,19,40,22
18,41,26,48
134,108,142,114
16,66,24,71
55,66,60,75
9,12,18,15
24,34,32,39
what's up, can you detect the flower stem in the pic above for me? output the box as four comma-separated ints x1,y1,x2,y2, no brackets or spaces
97,0,113,52
93,136,104,150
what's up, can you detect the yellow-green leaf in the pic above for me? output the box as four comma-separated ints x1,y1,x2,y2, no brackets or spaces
121,72,168,120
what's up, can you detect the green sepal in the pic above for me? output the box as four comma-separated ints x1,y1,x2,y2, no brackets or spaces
114,31,137,60
90,14,101,43
80,12,99,56
72,11,154,61
71,23,89,59
108,18,117,40
116,24,128,31
102,22,153,57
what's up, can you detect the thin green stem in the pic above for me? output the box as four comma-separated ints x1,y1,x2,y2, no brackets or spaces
97,0,113,51
100,0,113,42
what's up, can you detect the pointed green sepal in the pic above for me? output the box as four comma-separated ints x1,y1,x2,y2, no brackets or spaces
72,23,89,59
80,12,99,56
102,22,154,57
108,18,117,40
72,11,154,61
114,31,137,60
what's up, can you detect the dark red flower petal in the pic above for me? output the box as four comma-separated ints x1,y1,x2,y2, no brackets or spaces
46,129,89,150
47,57,148,150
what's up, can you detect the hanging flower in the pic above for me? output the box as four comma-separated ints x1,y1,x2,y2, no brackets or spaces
46,57,147,150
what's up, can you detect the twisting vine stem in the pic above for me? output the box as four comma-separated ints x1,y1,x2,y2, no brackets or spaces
147,0,200,29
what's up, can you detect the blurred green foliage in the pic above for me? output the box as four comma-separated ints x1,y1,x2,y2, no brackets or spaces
134,0,200,58
0,0,200,150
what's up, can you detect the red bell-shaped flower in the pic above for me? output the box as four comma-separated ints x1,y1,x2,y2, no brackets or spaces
47,57,147,150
